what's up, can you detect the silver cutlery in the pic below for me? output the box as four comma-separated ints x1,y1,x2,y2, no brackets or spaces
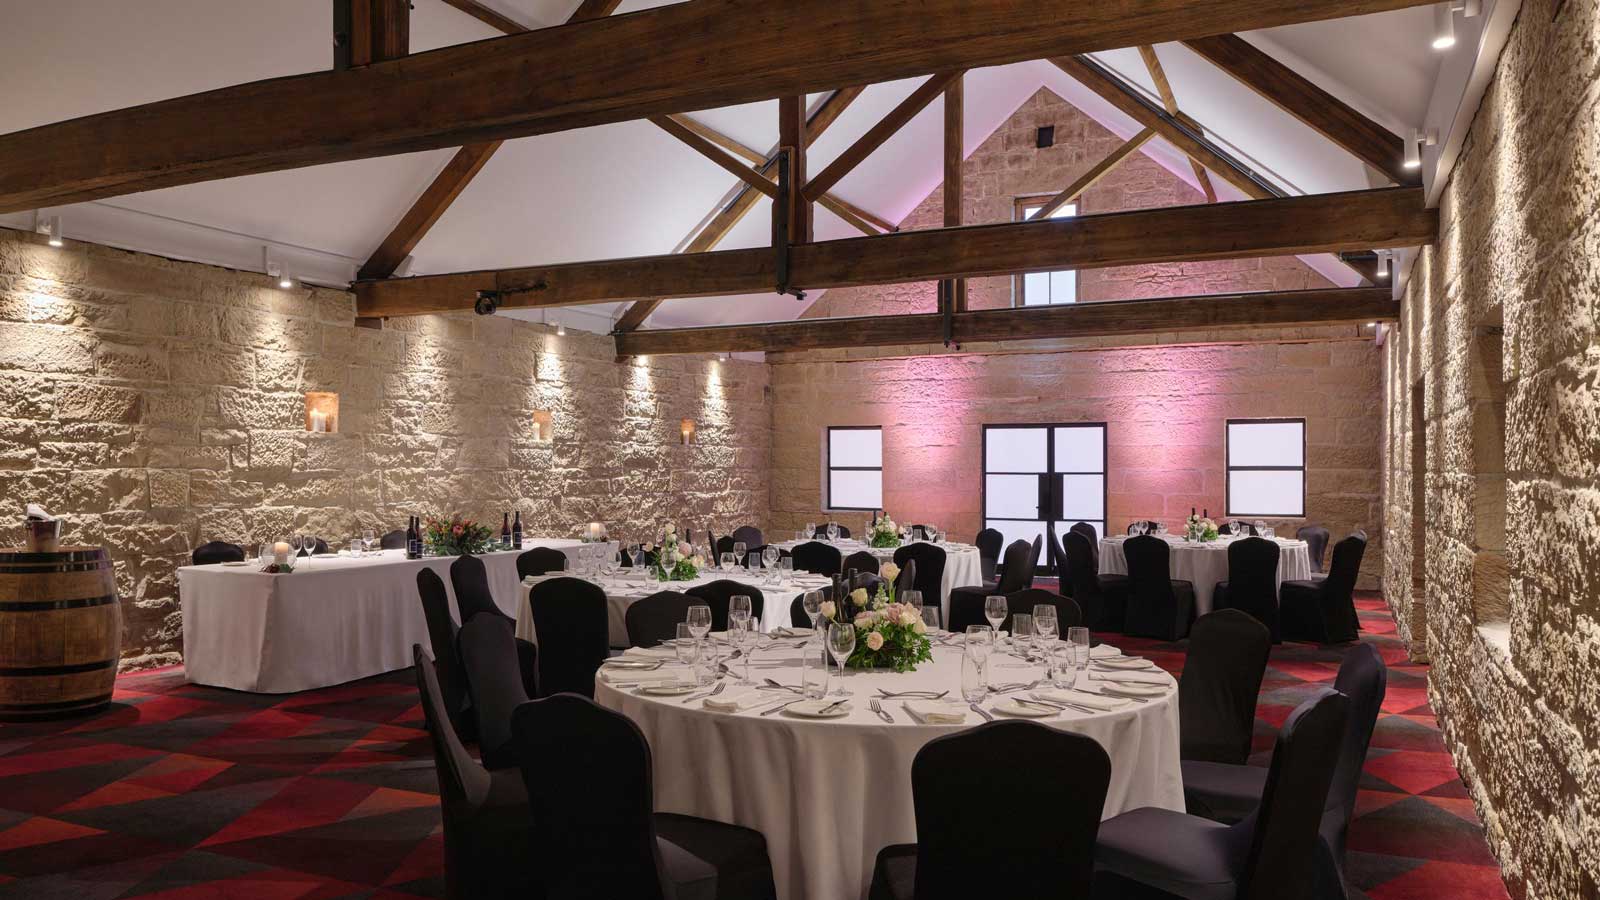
681,682,726,704
968,702,994,722
816,697,849,716
605,661,664,670
876,689,949,699
1013,698,1066,714
988,680,1044,695
869,698,894,723
763,678,802,693
759,698,803,716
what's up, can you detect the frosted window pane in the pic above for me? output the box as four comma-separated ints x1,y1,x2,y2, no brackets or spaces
830,470,882,509
985,475,1040,519
986,428,1047,473
1060,474,1105,520
987,520,1044,553
1023,272,1051,306
1227,421,1304,467
1228,470,1304,516
1050,203,1077,220
1050,269,1076,302
1054,427,1104,472
829,428,882,467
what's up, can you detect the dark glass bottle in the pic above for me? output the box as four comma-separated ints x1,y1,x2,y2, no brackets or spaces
512,511,523,549
501,513,512,550
406,516,422,560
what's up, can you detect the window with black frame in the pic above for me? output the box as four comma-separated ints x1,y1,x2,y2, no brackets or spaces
982,423,1107,571
827,426,883,511
1225,418,1306,517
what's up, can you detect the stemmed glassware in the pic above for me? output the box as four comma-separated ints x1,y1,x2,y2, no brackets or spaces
686,605,712,641
920,606,942,634
826,621,855,696
964,624,993,691
362,529,377,554
719,552,735,573
802,590,824,631
825,523,839,543
732,541,747,570
804,522,817,542
902,589,923,615
728,610,753,683
984,595,1007,647
1254,520,1267,538
762,546,781,582
1032,604,1058,656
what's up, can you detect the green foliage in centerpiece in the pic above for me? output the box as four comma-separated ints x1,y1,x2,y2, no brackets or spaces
425,514,497,556
825,577,932,673
644,524,703,582
867,514,901,549
1185,513,1220,542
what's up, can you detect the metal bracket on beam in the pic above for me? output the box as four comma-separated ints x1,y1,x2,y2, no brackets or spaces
773,149,805,302
939,279,958,349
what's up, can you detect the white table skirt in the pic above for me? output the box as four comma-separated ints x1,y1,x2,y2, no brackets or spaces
770,540,984,625
1097,535,1312,616
599,641,1182,900
515,571,836,647
179,540,607,693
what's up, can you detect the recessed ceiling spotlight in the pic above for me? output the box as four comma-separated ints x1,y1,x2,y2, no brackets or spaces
1404,131,1422,169
1432,2,1457,50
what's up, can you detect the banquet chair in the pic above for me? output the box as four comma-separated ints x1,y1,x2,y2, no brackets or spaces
455,613,531,771
1279,536,1366,644
730,525,764,550
626,591,694,648
1044,523,1068,582
868,721,1110,900
812,524,852,539
418,569,476,741
892,543,947,618
712,534,736,559
1063,531,1128,632
1212,537,1283,642
843,550,880,576
1092,688,1349,900
1069,522,1100,570
510,694,778,900
527,577,610,698
450,556,542,698
1179,610,1272,765
1002,588,1081,632
414,646,539,900
894,560,918,597
516,546,567,579
1121,535,1196,641
1026,535,1043,586
379,529,407,550
297,537,330,557
974,528,1003,583
686,581,765,632
1217,522,1257,536
1183,644,1387,900
788,592,816,629
1296,525,1331,574
192,540,244,566
947,539,1032,632
790,541,842,577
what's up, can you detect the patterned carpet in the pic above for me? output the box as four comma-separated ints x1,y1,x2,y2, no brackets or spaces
0,592,1508,900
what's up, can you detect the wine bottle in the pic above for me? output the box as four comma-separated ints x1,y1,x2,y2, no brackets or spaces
501,513,512,550
512,511,523,549
406,516,421,560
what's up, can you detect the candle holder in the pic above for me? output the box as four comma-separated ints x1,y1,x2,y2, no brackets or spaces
305,392,339,433
532,410,553,444
679,418,696,445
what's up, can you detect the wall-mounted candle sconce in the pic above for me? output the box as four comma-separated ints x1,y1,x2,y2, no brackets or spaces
532,409,553,443
680,418,696,445
305,392,339,433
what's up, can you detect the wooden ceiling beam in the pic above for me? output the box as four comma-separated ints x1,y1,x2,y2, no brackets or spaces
435,0,528,36
1135,45,1217,203
802,71,963,203
650,115,779,199
1028,127,1155,221
1182,33,1417,186
613,287,1398,355
945,74,967,311
356,187,1436,317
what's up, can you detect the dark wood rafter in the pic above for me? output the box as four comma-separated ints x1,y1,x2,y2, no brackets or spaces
1135,44,1218,203
650,115,779,199
803,71,963,203
778,96,812,244
1028,127,1155,221
612,86,868,333
355,0,621,281
614,288,1398,355
1182,33,1418,186
339,0,410,68
356,187,1436,317
944,74,967,311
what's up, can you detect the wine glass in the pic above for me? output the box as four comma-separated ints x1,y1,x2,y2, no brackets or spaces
686,605,712,642
964,624,993,689
920,606,942,634
362,529,376,554
802,635,830,699
826,621,855,695
1032,605,1058,648
715,552,731,573
826,523,839,543
1156,522,1168,536
730,594,752,627
728,611,752,683
675,623,702,688
1254,520,1267,538
732,541,747,569
763,545,780,573
805,522,817,541
802,590,824,630
984,595,1007,646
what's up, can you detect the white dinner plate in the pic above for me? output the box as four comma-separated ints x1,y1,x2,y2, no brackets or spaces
993,699,1059,718
1095,657,1155,670
783,700,853,718
639,682,700,696
1098,682,1168,698
221,561,250,567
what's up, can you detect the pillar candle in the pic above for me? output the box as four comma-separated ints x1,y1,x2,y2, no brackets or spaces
273,541,291,565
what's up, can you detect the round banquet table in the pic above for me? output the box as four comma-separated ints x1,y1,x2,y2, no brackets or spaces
770,539,984,625
1097,534,1312,616
597,638,1182,900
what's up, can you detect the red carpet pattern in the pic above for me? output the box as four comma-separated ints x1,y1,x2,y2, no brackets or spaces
0,592,1507,899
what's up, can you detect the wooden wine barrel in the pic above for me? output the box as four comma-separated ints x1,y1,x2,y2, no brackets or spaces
0,545,122,721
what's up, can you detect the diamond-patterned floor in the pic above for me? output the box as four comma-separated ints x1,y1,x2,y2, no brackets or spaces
0,592,1508,899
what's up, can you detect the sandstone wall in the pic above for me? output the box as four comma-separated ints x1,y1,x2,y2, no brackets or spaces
0,230,770,669
1379,0,1600,893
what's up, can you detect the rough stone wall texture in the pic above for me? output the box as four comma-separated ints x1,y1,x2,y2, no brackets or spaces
805,87,1336,320
0,229,769,669
1379,0,1600,895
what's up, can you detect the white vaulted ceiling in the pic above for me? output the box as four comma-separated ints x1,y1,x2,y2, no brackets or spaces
0,0,1442,332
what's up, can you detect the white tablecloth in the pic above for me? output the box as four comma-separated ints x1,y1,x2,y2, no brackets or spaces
515,570,837,647
598,640,1182,900
1097,535,1312,616
179,540,606,693
770,539,984,625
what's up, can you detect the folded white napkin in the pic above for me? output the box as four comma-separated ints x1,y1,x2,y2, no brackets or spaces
1095,656,1155,670
599,668,687,687
1090,643,1122,659
1088,669,1168,686
703,689,772,712
1034,689,1130,711
905,700,967,724
623,646,680,660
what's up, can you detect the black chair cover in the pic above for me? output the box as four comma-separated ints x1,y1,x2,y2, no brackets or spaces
685,580,765,632
974,528,1003,583
1218,522,1257,536
1069,522,1100,572
1121,535,1196,640
418,569,474,741
789,589,828,629
712,534,736,559
379,529,407,550
413,646,538,900
1044,523,1068,580
295,537,330,557
192,540,244,566
1179,609,1272,764
894,559,918,597
1004,588,1081,631
626,591,694,648
1212,536,1283,641
843,550,880,575
730,525,764,550
1281,536,1366,644
948,540,1033,632
450,554,502,622
1062,531,1127,631
516,546,568,579
791,541,842,577
528,577,609,698
869,721,1110,900
812,524,852,539
455,613,531,770
509,694,777,900
1026,535,1042,586
1094,688,1349,900
892,543,947,617
1296,525,1331,573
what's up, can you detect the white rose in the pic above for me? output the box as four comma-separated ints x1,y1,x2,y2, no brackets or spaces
820,600,836,620
865,631,885,651
900,611,918,627
881,562,900,581
850,587,869,606
913,621,927,635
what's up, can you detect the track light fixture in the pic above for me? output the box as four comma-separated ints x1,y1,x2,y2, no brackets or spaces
263,247,295,289
555,316,566,337
473,290,501,316
35,213,64,247
1432,2,1457,49
1377,249,1393,280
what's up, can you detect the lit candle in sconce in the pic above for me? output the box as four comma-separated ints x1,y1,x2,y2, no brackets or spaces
309,410,327,433
680,419,695,445
273,541,292,565
532,420,542,442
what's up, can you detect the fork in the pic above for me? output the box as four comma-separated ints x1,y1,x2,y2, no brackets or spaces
876,689,948,699
869,698,894,723
764,678,803,693
681,682,726,705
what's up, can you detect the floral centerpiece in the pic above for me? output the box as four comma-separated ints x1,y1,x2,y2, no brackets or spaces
866,514,901,549
1185,513,1219,543
643,524,703,581
824,574,932,673
425,514,497,556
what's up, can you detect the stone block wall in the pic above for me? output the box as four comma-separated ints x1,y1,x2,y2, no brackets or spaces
1379,0,1600,894
0,230,769,669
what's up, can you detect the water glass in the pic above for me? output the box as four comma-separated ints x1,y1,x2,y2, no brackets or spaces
362,529,377,553
802,590,824,629
730,595,753,624
964,625,993,666
687,605,712,640
720,552,735,573
675,623,702,687
1033,605,1058,648
961,648,988,704
920,606,943,634
984,595,1007,642
1067,626,1091,676
802,638,830,699
728,611,753,683
1051,642,1078,689
780,557,794,583
257,544,272,567
348,538,364,558
826,523,839,543
1011,613,1034,659
827,621,856,696
805,522,817,541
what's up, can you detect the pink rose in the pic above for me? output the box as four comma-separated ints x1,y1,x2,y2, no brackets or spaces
677,541,692,557
865,631,885,651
